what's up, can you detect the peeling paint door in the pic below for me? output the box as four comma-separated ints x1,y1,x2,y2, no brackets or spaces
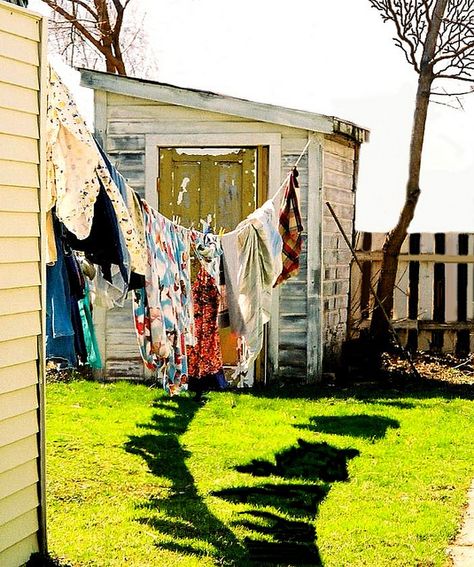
158,147,258,365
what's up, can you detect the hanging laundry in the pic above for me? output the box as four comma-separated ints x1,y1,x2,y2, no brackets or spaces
46,228,77,367
221,198,283,385
274,168,303,286
190,229,221,282
96,144,147,277
46,220,88,367
133,202,194,395
217,256,230,328
45,210,57,265
133,202,224,395
46,67,146,290
187,266,226,395
95,155,147,278
78,281,102,370
46,67,101,240
63,182,130,307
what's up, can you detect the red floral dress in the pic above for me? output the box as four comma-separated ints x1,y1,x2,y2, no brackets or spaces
187,266,223,378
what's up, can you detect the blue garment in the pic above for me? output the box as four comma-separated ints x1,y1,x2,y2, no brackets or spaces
78,281,102,369
46,228,76,366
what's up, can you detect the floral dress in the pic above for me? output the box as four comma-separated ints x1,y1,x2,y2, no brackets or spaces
187,266,223,380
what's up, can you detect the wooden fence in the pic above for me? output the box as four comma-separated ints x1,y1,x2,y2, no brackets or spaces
349,232,474,354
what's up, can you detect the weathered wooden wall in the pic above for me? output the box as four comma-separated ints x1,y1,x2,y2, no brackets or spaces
0,2,46,565
322,137,357,366
350,232,474,353
93,90,359,381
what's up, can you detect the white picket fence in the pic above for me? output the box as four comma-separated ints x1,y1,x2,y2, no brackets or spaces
349,232,474,353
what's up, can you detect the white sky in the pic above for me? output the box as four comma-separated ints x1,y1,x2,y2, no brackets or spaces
29,0,474,232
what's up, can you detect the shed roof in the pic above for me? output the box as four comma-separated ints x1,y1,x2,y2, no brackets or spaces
79,69,370,144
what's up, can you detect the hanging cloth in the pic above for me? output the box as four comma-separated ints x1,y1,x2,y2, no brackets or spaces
63,182,129,286
46,67,101,240
46,220,88,366
46,227,77,367
274,168,303,286
187,266,224,381
78,281,103,369
96,144,147,277
221,198,283,384
133,202,194,394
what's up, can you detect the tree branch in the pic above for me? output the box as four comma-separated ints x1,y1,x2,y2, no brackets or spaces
41,0,106,55
62,0,98,19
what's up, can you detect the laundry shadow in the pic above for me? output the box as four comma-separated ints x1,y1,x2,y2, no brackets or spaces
294,414,400,440
124,396,246,565
236,439,360,482
213,439,360,565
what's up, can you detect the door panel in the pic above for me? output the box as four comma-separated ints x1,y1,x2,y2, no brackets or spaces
158,147,258,366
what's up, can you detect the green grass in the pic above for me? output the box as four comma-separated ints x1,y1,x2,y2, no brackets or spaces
46,379,474,566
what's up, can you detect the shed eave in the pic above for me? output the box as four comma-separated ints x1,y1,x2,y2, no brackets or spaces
79,69,369,143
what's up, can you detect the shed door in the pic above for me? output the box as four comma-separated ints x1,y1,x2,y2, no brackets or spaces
158,147,259,365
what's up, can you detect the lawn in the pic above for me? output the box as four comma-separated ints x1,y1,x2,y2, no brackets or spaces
45,377,474,566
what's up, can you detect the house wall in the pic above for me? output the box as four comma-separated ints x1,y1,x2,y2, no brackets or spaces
0,2,47,565
94,91,359,381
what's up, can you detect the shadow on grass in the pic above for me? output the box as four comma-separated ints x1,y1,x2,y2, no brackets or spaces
236,439,360,482
124,396,246,565
295,414,399,439
212,439,360,565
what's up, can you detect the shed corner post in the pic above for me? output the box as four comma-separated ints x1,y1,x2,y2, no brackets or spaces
306,133,324,383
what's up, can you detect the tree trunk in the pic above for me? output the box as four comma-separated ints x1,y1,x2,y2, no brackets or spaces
370,0,449,347
94,0,127,75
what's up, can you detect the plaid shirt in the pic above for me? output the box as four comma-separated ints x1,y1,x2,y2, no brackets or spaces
274,169,303,286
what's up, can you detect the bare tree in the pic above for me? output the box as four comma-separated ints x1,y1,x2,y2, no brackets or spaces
368,0,474,345
41,0,156,77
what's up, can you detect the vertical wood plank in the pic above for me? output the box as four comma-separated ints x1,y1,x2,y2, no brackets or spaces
418,331,431,351
349,259,362,337
371,233,385,251
306,134,322,382
443,331,456,354
393,260,409,321
418,234,435,321
467,235,474,320
445,233,458,322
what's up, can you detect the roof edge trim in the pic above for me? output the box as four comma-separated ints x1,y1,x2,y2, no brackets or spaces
79,69,369,143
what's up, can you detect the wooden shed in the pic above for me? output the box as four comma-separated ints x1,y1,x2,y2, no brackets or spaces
0,0,48,565
80,69,369,383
